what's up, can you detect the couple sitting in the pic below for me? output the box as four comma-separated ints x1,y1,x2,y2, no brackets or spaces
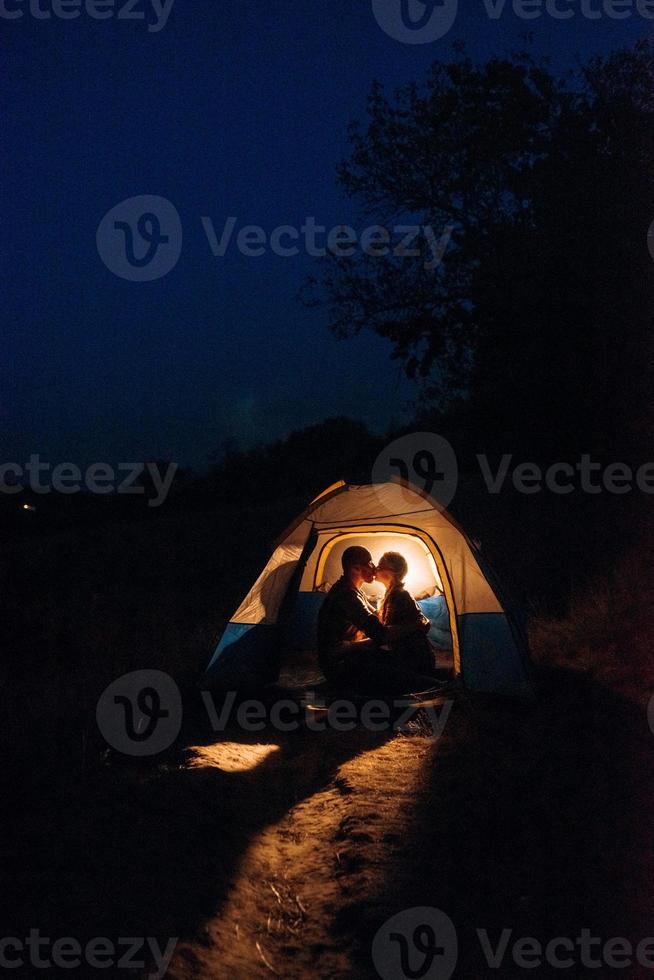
317,546,436,696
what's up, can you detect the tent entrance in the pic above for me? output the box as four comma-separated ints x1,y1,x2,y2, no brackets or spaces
281,525,459,679
313,529,442,600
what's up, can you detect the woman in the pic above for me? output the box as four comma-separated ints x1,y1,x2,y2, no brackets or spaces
376,551,435,675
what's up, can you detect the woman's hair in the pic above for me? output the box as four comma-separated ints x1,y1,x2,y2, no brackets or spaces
379,551,408,582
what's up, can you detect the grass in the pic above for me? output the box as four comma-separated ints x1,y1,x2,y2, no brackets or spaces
530,519,654,704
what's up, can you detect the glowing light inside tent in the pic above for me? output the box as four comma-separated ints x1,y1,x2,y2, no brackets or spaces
317,532,443,602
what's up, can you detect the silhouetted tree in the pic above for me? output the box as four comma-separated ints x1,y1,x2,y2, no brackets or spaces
306,43,654,458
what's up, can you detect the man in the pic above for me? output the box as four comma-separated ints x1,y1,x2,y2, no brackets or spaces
317,546,434,695
317,546,386,685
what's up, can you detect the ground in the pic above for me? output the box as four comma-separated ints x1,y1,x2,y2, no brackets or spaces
164,672,654,979
4,506,653,979
7,661,653,980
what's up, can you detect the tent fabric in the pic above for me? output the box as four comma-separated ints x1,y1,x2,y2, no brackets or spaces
206,481,533,696
298,485,502,615
231,520,312,626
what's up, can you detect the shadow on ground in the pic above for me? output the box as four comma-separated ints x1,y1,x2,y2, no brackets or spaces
3,666,653,978
343,666,654,979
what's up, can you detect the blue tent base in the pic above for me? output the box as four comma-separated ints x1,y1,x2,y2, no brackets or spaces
206,622,281,688
206,600,532,698
458,613,533,697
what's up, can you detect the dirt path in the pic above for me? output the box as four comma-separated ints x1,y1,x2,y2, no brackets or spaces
6,669,653,980
169,734,433,979
164,673,654,980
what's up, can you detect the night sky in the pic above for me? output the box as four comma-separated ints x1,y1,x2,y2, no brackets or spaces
4,0,650,470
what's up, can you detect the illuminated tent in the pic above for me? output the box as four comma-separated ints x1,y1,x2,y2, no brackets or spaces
206,480,533,696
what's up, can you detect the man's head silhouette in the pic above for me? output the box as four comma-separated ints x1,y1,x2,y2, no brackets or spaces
342,546,376,586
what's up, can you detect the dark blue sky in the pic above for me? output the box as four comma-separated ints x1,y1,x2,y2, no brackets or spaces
3,0,649,469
